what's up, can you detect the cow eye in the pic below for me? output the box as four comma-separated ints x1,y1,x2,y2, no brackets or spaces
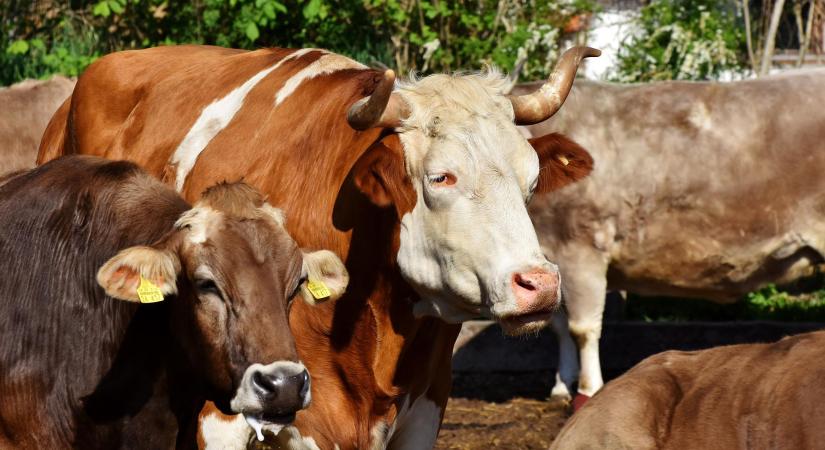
195,279,222,298
427,173,456,187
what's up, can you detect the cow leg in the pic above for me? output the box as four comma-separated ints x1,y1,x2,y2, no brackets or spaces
557,248,608,398
549,309,579,401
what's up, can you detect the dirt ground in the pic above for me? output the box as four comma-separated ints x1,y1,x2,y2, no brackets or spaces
435,371,571,450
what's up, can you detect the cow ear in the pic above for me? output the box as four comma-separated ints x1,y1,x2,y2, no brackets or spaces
351,137,416,212
299,249,349,305
97,246,181,302
530,133,593,194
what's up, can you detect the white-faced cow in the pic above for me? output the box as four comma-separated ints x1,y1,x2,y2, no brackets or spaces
0,76,75,176
0,155,348,448
551,330,825,449
37,45,598,448
514,71,825,405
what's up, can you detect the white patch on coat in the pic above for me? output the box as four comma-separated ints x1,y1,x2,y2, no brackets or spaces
274,53,366,106
175,205,223,244
170,48,315,192
270,426,322,450
200,414,251,450
384,395,441,450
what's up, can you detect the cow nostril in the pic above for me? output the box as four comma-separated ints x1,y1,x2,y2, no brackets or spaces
298,370,310,398
252,371,279,395
513,273,537,291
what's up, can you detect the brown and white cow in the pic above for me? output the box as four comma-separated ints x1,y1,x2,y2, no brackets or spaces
38,45,598,448
550,330,825,449
514,71,825,404
0,76,75,176
0,155,347,448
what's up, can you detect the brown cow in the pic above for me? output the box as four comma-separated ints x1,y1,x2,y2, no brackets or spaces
38,45,597,449
514,72,825,405
0,156,348,449
0,76,75,176
550,330,825,449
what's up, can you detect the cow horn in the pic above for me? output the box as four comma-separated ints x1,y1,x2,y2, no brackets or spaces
507,46,601,125
347,69,409,130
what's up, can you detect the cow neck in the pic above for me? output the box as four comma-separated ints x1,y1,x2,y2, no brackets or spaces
285,127,460,440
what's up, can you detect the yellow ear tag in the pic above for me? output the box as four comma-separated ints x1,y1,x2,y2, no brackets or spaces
306,280,331,300
137,276,165,304
557,155,570,166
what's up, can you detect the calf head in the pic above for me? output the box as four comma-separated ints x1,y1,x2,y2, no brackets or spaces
96,182,348,436
348,47,597,335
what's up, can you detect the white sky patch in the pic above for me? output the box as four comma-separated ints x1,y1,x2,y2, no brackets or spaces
583,10,637,80
170,48,316,192
274,53,367,106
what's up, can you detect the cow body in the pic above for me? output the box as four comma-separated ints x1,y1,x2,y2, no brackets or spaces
0,76,75,176
551,330,825,449
39,45,595,448
515,72,825,399
0,156,347,449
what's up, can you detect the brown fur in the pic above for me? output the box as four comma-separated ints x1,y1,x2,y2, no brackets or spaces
0,156,308,449
38,45,588,448
552,330,825,450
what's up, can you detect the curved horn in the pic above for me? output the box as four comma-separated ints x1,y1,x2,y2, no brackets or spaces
347,69,409,130
508,46,601,125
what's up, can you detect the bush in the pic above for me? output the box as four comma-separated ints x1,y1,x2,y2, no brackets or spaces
611,0,746,82
0,0,597,86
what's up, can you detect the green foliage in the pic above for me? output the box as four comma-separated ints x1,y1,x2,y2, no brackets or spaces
625,282,825,323
744,284,825,321
0,0,596,86
611,0,746,82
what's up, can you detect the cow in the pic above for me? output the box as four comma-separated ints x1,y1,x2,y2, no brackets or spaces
514,71,825,406
550,329,825,449
37,45,598,448
0,155,348,449
0,76,75,176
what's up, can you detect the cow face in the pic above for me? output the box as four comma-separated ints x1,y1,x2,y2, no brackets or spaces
353,74,593,335
97,183,348,437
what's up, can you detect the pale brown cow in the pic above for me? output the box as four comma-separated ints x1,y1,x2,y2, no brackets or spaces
38,45,597,448
0,76,75,176
551,330,825,449
515,72,825,405
0,155,348,449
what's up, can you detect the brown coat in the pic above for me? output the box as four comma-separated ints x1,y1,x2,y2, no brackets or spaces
551,330,825,450
0,76,75,176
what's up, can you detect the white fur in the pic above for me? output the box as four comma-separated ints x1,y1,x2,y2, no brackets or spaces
200,413,252,450
170,48,314,192
391,72,555,326
275,53,366,106
175,206,223,244
270,426,323,450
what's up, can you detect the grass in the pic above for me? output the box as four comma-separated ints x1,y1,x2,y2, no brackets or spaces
622,273,825,322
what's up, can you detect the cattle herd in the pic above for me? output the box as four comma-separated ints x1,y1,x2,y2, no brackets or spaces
0,43,823,450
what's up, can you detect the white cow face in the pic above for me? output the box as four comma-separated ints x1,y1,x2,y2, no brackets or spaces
351,73,593,335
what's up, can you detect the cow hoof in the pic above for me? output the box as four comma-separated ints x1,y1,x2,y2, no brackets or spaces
572,393,590,412
547,392,572,409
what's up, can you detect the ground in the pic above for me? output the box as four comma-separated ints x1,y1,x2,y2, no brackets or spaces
435,371,570,450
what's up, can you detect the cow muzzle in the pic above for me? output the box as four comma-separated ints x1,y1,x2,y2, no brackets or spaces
499,268,561,336
230,361,310,441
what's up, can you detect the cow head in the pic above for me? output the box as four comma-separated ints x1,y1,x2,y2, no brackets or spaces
348,47,597,335
96,182,348,438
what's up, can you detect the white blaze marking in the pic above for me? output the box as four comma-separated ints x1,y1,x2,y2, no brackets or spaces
170,48,315,192
200,414,251,450
274,53,366,106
